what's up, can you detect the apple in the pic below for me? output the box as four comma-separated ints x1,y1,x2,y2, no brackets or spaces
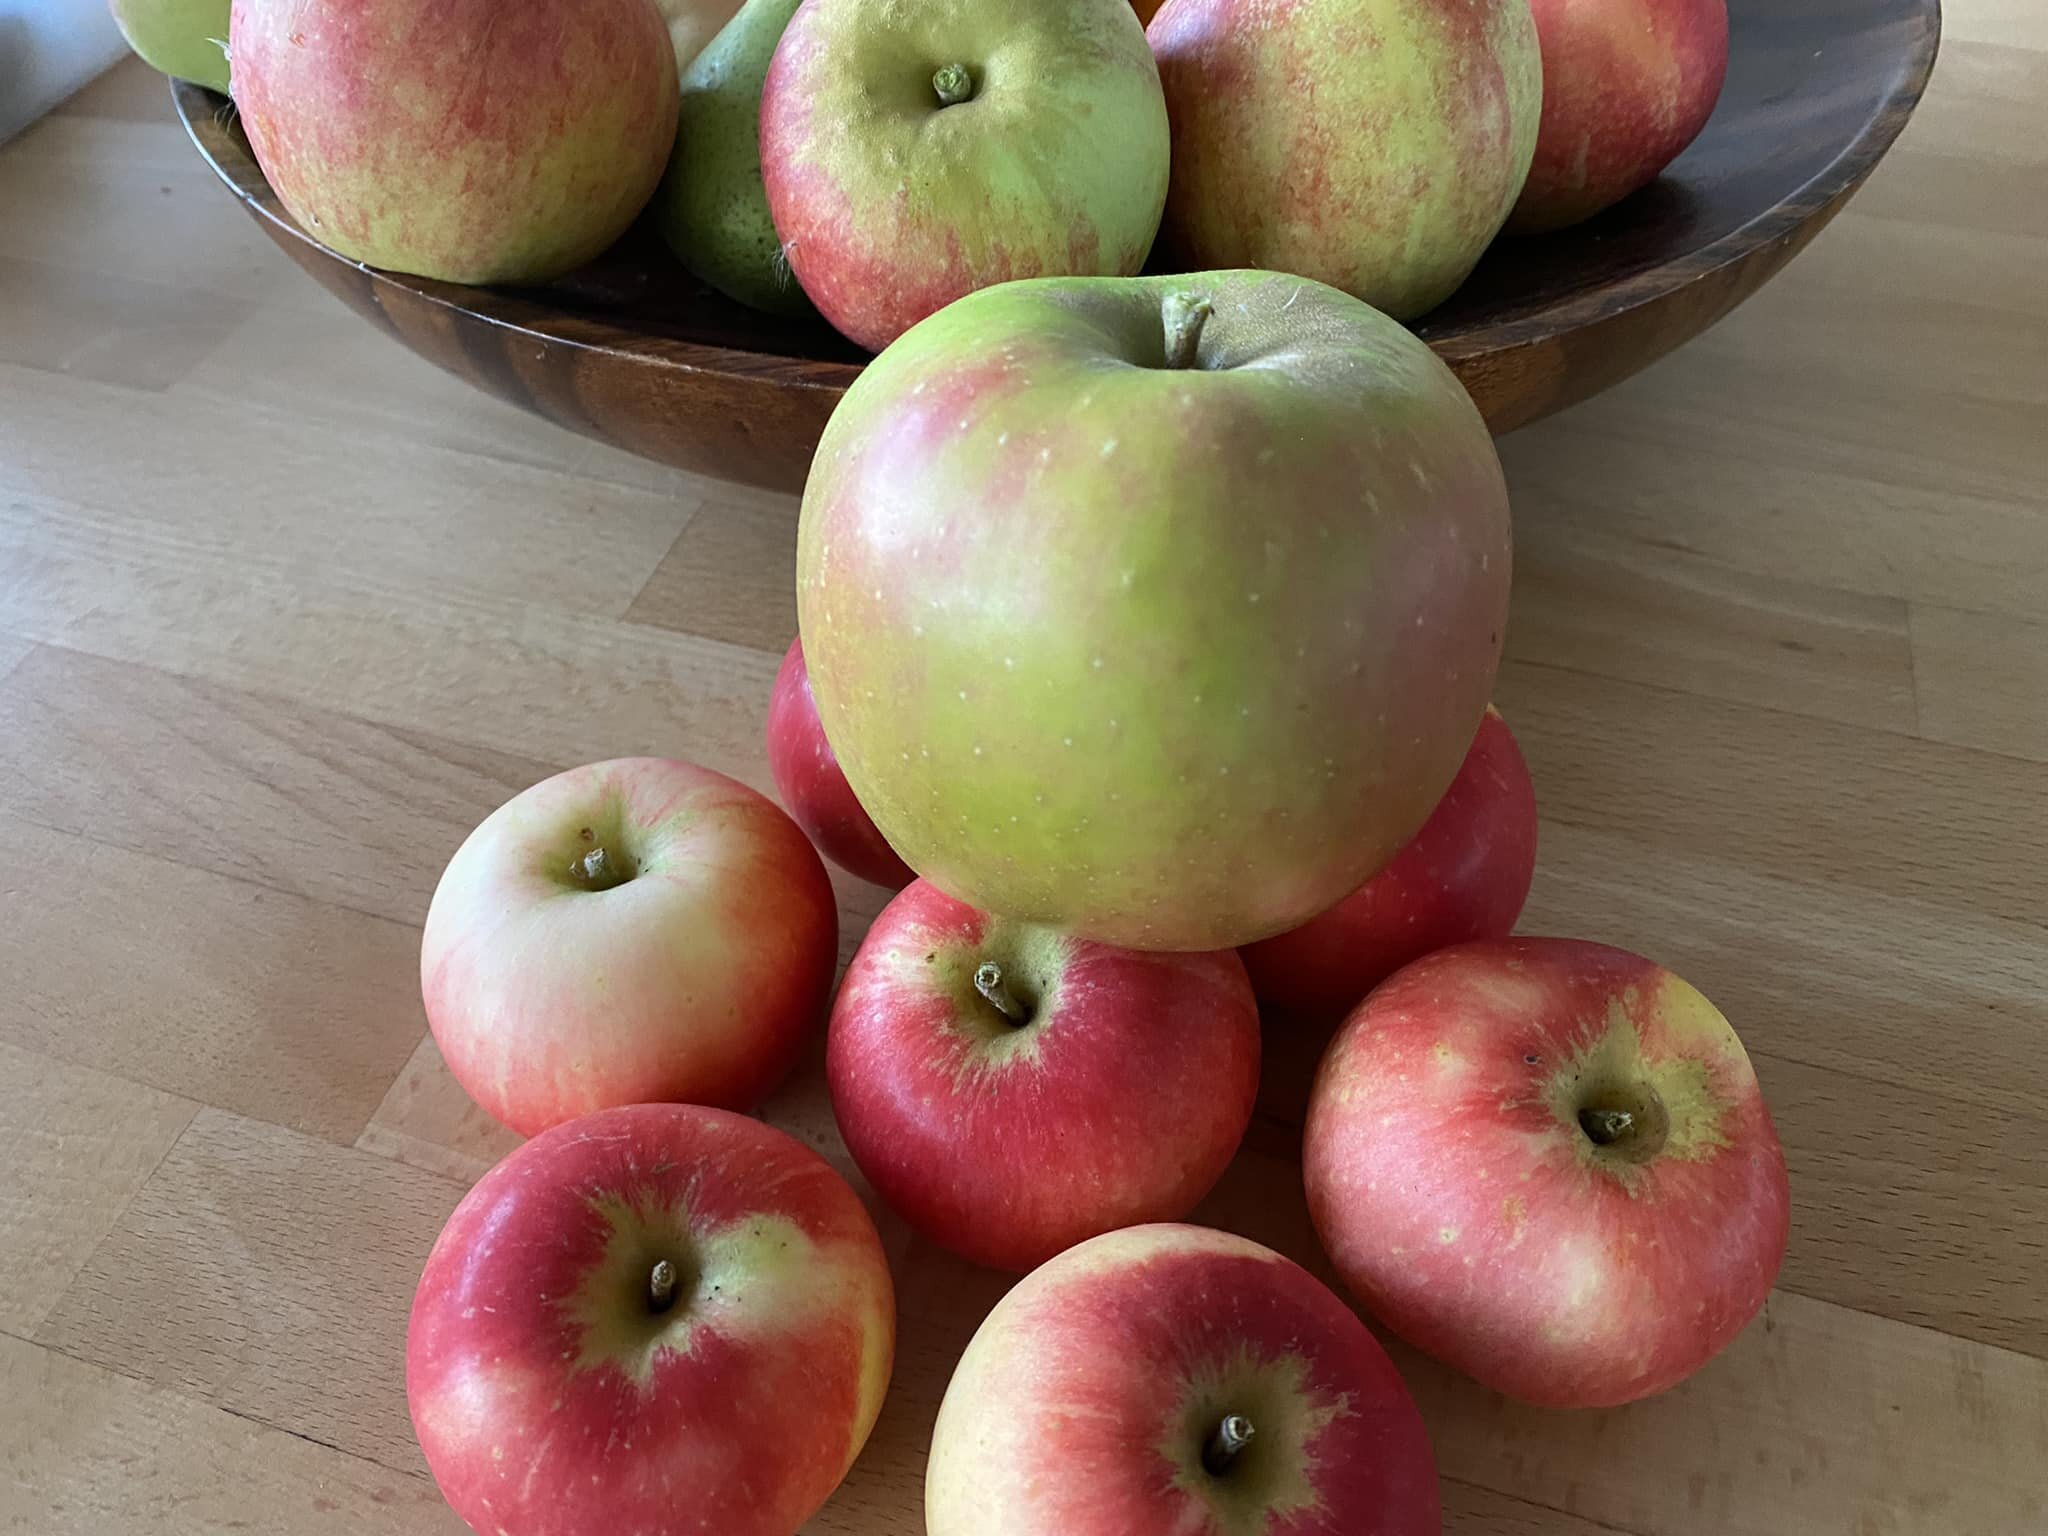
408,1102,895,1536
420,757,837,1135
797,271,1511,951
927,1223,1439,1535
1304,938,1791,1408
229,0,679,284
828,880,1259,1271
759,0,1170,350
766,638,913,889
1241,706,1537,1020
109,0,231,93
1148,0,1542,320
1509,0,1729,234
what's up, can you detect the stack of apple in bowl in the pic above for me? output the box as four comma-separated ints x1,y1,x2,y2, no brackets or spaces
120,0,1780,1532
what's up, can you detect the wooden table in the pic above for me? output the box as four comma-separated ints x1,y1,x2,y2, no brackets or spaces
1,8,2042,1529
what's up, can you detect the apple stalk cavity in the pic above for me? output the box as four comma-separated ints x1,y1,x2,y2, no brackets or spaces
1201,1412,1255,1476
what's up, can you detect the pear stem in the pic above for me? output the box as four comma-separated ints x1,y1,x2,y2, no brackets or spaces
932,63,975,107
648,1259,679,1314
1203,1414,1255,1475
1160,291,1213,370
973,962,1028,1026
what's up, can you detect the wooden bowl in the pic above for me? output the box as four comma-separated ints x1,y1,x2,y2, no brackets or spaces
176,0,1938,494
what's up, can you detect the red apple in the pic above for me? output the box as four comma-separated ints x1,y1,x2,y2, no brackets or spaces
420,757,837,1135
1149,0,1541,319
926,1223,1440,1535
766,638,914,889
828,881,1259,1271
1241,707,1537,1020
1305,938,1791,1408
1509,0,1730,234
408,1103,895,1536
759,0,1170,349
230,0,679,284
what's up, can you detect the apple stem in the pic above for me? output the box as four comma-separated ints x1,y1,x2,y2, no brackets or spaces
932,63,975,108
1579,1107,1636,1146
1160,292,1213,370
972,962,1029,1026
1203,1414,1255,1475
648,1259,679,1314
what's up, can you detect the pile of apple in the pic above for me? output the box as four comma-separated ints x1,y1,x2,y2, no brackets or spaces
121,0,1727,334
407,282,1788,1534
116,0,1791,1532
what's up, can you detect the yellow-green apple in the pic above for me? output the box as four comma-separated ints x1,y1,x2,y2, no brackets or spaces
926,1224,1439,1535
420,758,837,1135
408,1102,894,1536
1509,0,1729,233
828,881,1259,1271
1304,938,1790,1408
1149,0,1541,320
109,0,231,92
1242,707,1536,1021
766,638,912,889
758,0,1170,350
229,0,679,284
797,271,1511,951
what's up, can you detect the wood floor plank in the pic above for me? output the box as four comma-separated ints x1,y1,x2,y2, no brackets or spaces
624,494,804,649
0,495,780,787
0,1334,462,1535
1498,661,2048,932
0,367,698,616
1910,602,2048,764
0,1042,196,1338
0,644,555,927
34,1108,465,1479
0,253,246,392
0,811,426,1143
177,297,697,501
1506,536,1917,735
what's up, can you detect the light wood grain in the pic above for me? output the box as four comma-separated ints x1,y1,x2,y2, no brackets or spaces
3,15,2044,1534
0,812,427,1142
0,1042,196,1337
34,1109,465,1477
0,1335,463,1535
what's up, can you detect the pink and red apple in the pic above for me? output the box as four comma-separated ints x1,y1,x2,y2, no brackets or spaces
1509,0,1730,234
1149,0,1542,319
926,1223,1439,1535
797,271,1511,951
230,0,679,283
420,757,837,1135
828,881,1259,1271
1242,706,1537,1020
760,0,1170,350
1304,938,1790,1408
766,638,913,889
408,1103,895,1536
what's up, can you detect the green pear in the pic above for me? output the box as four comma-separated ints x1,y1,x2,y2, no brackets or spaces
109,0,232,93
656,0,811,316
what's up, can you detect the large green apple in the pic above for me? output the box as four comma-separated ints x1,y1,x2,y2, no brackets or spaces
796,272,1511,951
109,0,231,93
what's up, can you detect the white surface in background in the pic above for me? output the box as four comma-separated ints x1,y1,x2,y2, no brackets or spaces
0,0,125,143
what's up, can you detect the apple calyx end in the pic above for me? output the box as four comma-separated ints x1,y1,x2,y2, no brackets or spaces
647,1258,680,1315
932,63,975,108
1159,291,1214,371
1201,1413,1255,1476
972,961,1031,1027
